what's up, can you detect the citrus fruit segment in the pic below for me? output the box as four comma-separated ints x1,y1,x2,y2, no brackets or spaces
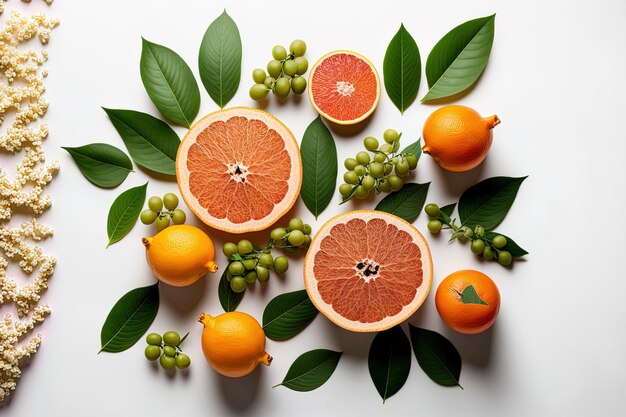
304,210,433,332
176,107,302,233
308,50,381,125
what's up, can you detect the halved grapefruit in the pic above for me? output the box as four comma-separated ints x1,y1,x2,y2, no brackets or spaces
176,107,302,234
304,210,433,332
308,50,381,125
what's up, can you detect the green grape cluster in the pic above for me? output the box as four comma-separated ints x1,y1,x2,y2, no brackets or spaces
269,217,312,254
425,203,513,266
140,193,186,232
249,40,308,100
339,129,418,201
144,331,191,370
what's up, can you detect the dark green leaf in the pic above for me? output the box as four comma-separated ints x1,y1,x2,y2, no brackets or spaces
140,38,200,128
218,269,243,312
339,184,359,205
198,10,242,108
275,349,342,392
263,290,318,341
368,325,411,403
401,138,422,161
485,232,528,258
456,285,488,305
458,176,527,230
300,116,337,219
99,284,159,353
106,182,147,247
103,108,180,175
440,203,456,218
63,143,132,188
422,14,495,102
383,24,421,113
409,325,462,387
375,183,430,223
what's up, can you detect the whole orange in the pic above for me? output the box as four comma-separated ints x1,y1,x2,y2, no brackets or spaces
435,270,500,334
422,105,500,172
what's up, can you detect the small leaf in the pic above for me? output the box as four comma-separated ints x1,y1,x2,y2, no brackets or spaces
300,116,338,219
140,38,200,128
439,203,456,218
458,176,527,230
99,284,159,353
456,285,488,305
401,138,422,161
103,108,180,175
375,183,430,223
339,184,359,205
449,229,466,242
383,24,421,113
218,269,243,312
275,349,342,392
422,14,496,102
409,325,462,387
485,232,528,258
63,143,132,188
199,10,242,108
368,325,411,403
106,182,147,247
263,290,318,341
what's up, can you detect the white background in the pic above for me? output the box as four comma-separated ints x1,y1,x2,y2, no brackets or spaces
1,0,625,415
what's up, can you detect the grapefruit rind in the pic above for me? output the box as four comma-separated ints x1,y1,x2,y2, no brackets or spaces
176,107,302,234
303,210,433,333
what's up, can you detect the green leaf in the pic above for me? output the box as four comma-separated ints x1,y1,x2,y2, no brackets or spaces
99,284,159,353
422,14,495,102
383,24,421,113
458,176,527,230
218,269,243,312
63,143,132,188
300,116,337,219
375,183,430,223
103,108,180,175
456,285,488,305
106,182,147,247
263,289,318,341
198,10,242,108
368,325,411,403
140,38,200,128
401,138,422,161
440,203,456,218
275,349,342,392
409,325,462,387
485,232,528,258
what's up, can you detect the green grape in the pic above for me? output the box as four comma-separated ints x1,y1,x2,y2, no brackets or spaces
252,68,267,84
482,246,495,260
353,185,369,199
291,76,307,94
259,253,274,268
377,178,391,193
395,160,409,177
288,218,304,232
163,345,177,357
163,331,180,346
368,162,384,178
387,175,403,191
471,239,486,255
283,59,298,76
245,270,258,284
303,235,312,247
288,230,305,246
140,209,158,225
474,225,485,238
379,143,393,154
228,261,246,276
242,259,257,270
230,276,246,293
462,227,473,239
264,76,275,88
148,196,163,212
270,227,287,241
256,266,270,282
356,151,371,165
175,353,191,369
267,60,282,78
383,129,400,144
373,152,387,163
354,164,367,177
339,183,353,197
272,45,287,60
361,175,375,191
303,224,312,235
226,271,233,282
156,216,170,232
294,56,308,74
405,154,418,170
363,136,378,151
145,345,161,361
171,209,186,225
222,242,238,257
344,171,359,185
274,78,290,97
497,251,512,266
146,333,162,346
384,163,393,175
237,239,254,255
290,39,306,57
427,220,442,234
273,256,289,274
160,354,176,370
249,84,269,100
163,193,179,210
391,157,399,165
492,235,507,249
344,158,358,170
424,204,440,218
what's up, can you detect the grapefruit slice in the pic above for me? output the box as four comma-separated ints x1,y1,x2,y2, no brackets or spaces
176,107,302,234
308,50,381,125
304,210,433,332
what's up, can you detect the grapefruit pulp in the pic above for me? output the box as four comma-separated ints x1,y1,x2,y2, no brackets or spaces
308,50,381,125
304,210,433,332
176,107,302,234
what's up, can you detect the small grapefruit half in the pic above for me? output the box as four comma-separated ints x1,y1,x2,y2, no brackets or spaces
304,210,433,332
308,50,381,125
176,107,302,234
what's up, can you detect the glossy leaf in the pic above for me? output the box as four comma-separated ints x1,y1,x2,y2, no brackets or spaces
485,232,528,258
458,176,527,230
422,14,495,102
384,24,421,113
106,182,147,247
103,108,180,175
63,143,132,188
263,290,318,341
275,349,342,392
401,138,422,160
140,38,200,128
218,269,243,312
375,182,430,223
440,203,456,218
457,285,488,305
300,116,337,219
368,325,411,403
409,325,462,387
99,284,159,353
198,10,242,108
